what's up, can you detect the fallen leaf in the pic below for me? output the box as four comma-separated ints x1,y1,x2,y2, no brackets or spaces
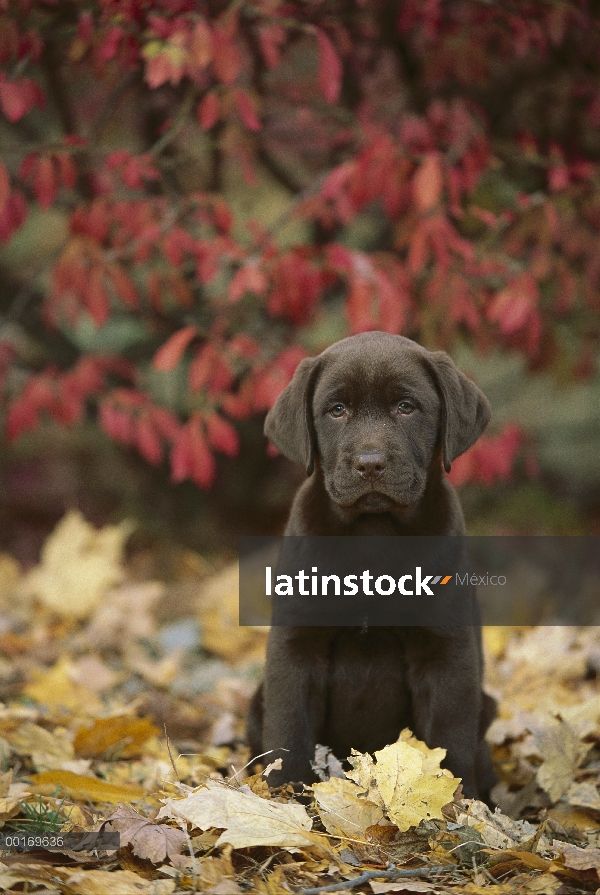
531,717,589,802
29,769,144,804
313,776,383,837
59,868,175,894
454,799,542,850
74,716,159,759
262,757,282,778
347,738,458,832
6,720,74,771
566,780,600,811
370,882,434,893
198,563,267,663
21,510,133,618
157,779,316,848
0,769,30,824
312,743,345,781
23,657,102,714
553,839,600,872
105,802,186,863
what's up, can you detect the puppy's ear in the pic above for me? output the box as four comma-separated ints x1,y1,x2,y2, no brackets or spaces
264,356,320,475
425,351,491,473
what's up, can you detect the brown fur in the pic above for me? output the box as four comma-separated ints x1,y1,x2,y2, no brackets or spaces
247,332,497,799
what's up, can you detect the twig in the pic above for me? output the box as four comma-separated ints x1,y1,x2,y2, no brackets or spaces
264,172,328,237
151,86,197,156
298,864,448,895
163,724,180,783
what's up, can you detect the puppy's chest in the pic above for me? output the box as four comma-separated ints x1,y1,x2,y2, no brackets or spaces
322,629,411,754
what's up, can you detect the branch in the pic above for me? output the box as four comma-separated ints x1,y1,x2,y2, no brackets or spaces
150,87,197,156
298,864,448,895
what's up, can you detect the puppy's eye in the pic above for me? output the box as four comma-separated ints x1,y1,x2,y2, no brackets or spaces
397,400,416,415
329,403,347,418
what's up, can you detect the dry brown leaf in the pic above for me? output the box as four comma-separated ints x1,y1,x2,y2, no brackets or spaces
347,738,458,832
520,873,562,894
74,716,159,759
21,510,133,618
314,776,383,837
0,769,30,825
0,863,57,892
6,720,74,771
69,655,120,693
29,769,144,804
553,839,600,872
370,882,434,893
59,868,175,895
531,717,589,802
157,779,317,848
208,881,243,895
566,780,600,811
105,802,186,864
454,799,542,850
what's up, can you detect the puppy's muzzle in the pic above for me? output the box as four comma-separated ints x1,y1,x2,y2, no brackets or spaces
354,452,387,483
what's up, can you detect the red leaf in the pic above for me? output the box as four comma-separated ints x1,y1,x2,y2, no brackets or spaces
229,334,259,358
34,156,57,209
315,30,342,103
234,89,261,131
136,414,163,465
122,156,143,189
212,199,233,234
87,265,110,327
189,419,216,488
206,414,239,456
0,158,9,214
149,406,180,441
257,24,286,69
0,190,26,243
346,275,376,334
413,153,443,213
229,263,267,302
6,395,39,442
407,224,428,275
56,152,77,189
212,28,242,86
145,52,172,90
190,19,213,69
153,326,198,372
196,92,220,129
171,426,193,482
108,266,139,308
1,76,43,121
99,25,123,62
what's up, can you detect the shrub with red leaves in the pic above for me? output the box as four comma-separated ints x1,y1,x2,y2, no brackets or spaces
1,1,599,490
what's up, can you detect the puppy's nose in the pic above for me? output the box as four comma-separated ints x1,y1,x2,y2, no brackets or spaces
354,453,387,482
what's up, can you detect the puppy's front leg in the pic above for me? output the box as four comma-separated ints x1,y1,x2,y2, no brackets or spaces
261,627,329,786
404,629,482,798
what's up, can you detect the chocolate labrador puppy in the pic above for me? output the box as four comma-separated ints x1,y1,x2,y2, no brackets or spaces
247,332,497,799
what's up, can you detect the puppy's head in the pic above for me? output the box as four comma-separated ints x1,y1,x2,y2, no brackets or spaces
265,332,490,515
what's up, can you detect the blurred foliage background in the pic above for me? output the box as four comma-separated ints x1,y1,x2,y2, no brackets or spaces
0,0,599,565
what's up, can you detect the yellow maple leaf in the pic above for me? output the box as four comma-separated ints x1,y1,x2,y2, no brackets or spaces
313,776,383,837
21,510,133,618
23,656,101,714
347,735,458,832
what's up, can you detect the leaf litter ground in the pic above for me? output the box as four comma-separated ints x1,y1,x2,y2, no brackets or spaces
1,512,600,893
